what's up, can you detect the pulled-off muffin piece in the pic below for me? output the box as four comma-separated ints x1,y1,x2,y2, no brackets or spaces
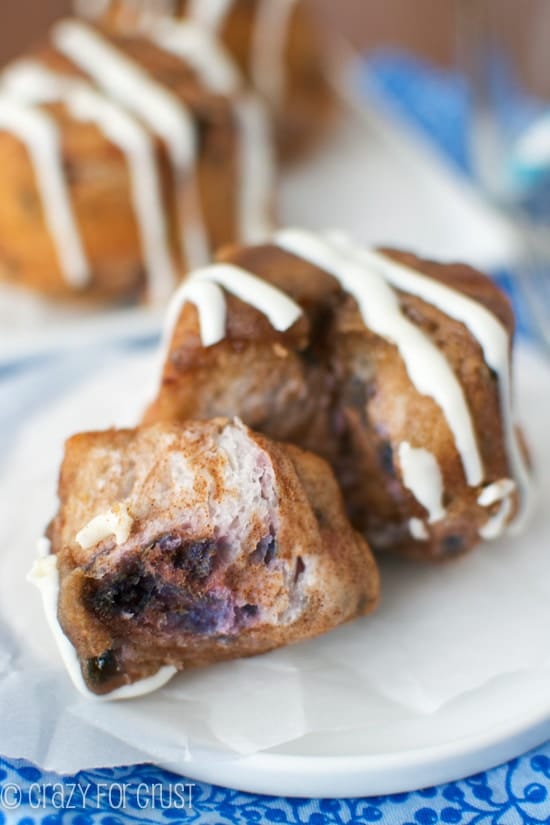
144,229,533,560
40,418,378,696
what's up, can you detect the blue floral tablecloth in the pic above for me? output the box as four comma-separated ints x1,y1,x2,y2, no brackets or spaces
2,750,550,823
1,54,549,823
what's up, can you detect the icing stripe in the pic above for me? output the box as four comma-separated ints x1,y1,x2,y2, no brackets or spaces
478,478,515,507
150,20,241,95
69,87,178,303
398,442,446,524
164,279,227,351
192,264,302,332
0,95,89,288
409,518,429,541
150,22,274,246
477,479,517,541
362,248,533,533
274,229,484,487
53,19,209,271
2,62,177,303
162,262,302,356
250,0,300,107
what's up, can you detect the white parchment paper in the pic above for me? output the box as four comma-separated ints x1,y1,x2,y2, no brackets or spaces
0,346,549,773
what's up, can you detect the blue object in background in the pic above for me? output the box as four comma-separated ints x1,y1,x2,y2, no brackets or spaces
363,51,474,176
1,54,550,824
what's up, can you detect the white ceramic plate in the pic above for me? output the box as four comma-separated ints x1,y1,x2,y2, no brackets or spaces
1,345,549,798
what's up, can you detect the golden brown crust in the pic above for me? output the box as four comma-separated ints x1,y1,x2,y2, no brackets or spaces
49,420,378,694
145,242,523,561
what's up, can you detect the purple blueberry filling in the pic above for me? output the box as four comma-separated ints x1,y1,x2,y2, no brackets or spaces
234,603,259,628
378,441,395,477
174,539,218,580
88,560,157,620
85,649,119,686
251,535,277,565
84,531,276,639
163,593,233,634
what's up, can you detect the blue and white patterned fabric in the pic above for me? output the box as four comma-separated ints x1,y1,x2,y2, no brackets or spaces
2,749,550,823
1,54,549,823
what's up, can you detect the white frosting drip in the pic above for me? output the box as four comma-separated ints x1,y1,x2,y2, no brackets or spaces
28,548,177,700
251,0,300,106
479,497,514,541
163,278,227,351
70,87,178,302
478,478,516,507
0,95,89,288
409,518,429,541
161,262,302,357
151,19,241,95
192,263,302,331
53,19,209,271
275,229,484,487
235,95,275,243
477,478,517,540
2,61,177,303
274,228,533,539
363,247,533,533
398,442,446,524
187,0,234,31
76,503,134,548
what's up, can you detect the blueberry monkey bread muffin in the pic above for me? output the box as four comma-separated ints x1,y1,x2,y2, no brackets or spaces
0,18,273,302
144,229,533,561
39,419,379,696
76,0,336,161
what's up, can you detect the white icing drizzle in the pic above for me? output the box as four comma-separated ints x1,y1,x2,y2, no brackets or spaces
477,479,517,540
3,60,177,303
235,95,275,243
275,229,484,487
409,518,429,541
150,20,274,245
478,478,515,507
151,19,241,95
274,228,533,539
0,94,90,288
250,0,300,106
161,262,302,357
479,497,514,541
76,503,134,548
28,548,177,700
53,19,209,271
192,263,302,330
398,442,446,524
163,278,227,351
187,0,234,32
360,247,533,534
